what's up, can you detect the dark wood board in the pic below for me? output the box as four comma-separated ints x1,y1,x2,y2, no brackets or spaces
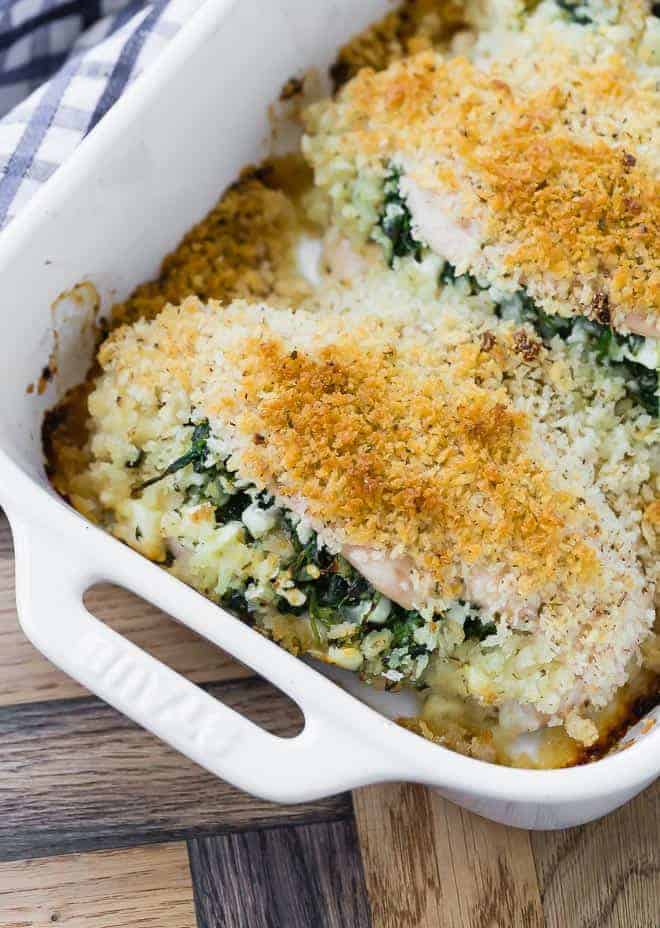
189,819,372,928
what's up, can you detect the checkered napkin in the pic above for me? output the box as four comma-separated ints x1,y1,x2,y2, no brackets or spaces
0,0,204,228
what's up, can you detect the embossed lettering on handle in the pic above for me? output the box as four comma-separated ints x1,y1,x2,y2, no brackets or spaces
79,629,240,760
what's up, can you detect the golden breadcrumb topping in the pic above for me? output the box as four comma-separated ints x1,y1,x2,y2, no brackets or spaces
103,297,601,598
233,331,601,597
305,48,659,325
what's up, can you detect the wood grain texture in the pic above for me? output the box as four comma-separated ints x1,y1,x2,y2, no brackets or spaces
0,678,347,862
0,842,196,928
188,819,372,928
353,783,544,928
532,779,660,928
0,512,249,707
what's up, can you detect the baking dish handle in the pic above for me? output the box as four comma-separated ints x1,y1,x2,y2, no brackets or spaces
11,515,399,802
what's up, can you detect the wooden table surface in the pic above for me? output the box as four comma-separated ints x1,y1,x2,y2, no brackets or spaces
0,509,657,928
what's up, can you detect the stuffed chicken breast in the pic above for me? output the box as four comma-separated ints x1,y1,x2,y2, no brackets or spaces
303,0,660,409
74,292,657,762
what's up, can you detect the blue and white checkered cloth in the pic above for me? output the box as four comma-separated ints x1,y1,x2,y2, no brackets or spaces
0,0,204,228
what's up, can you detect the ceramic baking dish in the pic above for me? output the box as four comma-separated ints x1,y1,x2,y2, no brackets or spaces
0,0,657,830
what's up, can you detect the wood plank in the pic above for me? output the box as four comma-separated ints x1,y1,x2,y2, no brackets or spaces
353,783,544,928
0,511,250,707
188,819,372,928
0,842,196,928
532,779,660,928
0,677,349,862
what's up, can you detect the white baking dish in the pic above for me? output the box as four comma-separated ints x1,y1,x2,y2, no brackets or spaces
0,0,657,831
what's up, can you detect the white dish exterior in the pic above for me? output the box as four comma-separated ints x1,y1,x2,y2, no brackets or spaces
0,0,657,830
